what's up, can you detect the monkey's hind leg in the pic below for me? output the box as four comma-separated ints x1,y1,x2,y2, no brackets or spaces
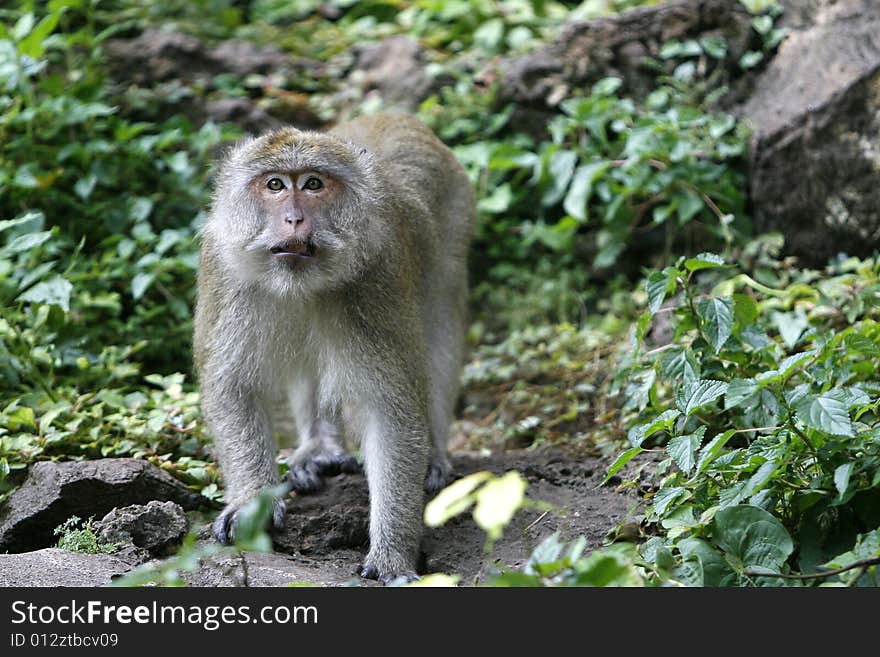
424,293,466,493
286,381,359,493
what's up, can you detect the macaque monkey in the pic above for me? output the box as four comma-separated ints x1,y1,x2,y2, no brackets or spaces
193,113,475,583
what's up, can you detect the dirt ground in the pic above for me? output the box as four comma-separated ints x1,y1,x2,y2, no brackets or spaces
188,446,639,586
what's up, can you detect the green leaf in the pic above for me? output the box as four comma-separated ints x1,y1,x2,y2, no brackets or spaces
771,309,809,349
678,538,732,586
4,230,52,254
697,430,736,473
732,293,758,329
676,380,728,415
424,471,492,527
591,77,622,96
570,552,643,587
541,149,577,207
713,505,793,573
602,447,643,484
725,378,759,409
645,267,678,314
563,161,610,221
794,392,855,437
684,252,725,271
131,272,155,301
700,37,728,59
473,471,528,540
627,409,681,448
18,275,73,312
739,51,764,69
653,486,690,517
697,297,734,353
667,426,706,474
833,463,854,500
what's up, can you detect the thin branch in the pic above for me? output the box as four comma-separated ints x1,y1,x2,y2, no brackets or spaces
744,556,880,581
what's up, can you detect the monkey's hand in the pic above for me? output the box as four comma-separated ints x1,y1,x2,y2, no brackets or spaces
288,451,360,494
212,496,287,545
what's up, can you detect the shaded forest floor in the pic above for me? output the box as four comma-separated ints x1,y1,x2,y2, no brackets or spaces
186,446,637,586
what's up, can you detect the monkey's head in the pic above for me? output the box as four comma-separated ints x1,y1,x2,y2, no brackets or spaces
204,127,389,297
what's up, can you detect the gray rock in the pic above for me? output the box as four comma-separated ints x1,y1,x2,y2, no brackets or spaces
183,549,363,587
205,98,282,134
93,501,188,558
740,0,880,263
0,459,203,554
0,548,132,587
348,36,436,112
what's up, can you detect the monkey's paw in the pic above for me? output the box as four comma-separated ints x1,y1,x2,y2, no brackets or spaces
212,497,287,545
288,453,360,494
360,561,419,586
424,460,455,493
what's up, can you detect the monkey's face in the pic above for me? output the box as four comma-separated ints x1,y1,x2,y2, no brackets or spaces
252,170,335,272
206,129,387,297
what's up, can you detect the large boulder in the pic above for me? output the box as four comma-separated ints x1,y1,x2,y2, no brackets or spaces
738,0,880,263
0,549,131,587
0,459,202,554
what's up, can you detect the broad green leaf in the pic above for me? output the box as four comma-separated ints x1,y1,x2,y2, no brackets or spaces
591,77,622,96
541,149,577,207
667,426,706,474
571,552,643,587
4,230,52,254
794,392,855,437
713,505,793,573
563,161,610,221
645,267,677,313
602,447,643,484
131,272,155,301
18,275,73,312
772,310,809,349
833,463,854,500
697,297,734,353
652,486,690,517
473,471,528,540
627,409,681,448
684,252,725,271
676,379,728,415
732,293,758,329
697,429,736,473
678,538,732,587
725,378,759,409
424,471,492,527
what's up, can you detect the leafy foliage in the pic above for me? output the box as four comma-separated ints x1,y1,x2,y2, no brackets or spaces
609,248,880,585
54,515,119,554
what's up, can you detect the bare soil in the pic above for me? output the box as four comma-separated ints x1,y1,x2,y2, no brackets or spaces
197,446,638,586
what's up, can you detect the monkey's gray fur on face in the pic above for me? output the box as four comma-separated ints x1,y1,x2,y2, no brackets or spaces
193,112,475,584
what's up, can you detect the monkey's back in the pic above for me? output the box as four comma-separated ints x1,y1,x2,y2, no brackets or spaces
330,113,475,263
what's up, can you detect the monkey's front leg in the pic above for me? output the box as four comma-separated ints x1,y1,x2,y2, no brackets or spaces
358,407,430,584
204,383,286,544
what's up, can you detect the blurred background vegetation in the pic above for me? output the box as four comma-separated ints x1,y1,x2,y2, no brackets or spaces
2,0,878,585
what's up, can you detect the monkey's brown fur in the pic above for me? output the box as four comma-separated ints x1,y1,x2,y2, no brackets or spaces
194,113,475,583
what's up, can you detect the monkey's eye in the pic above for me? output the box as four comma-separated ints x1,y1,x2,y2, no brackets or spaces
302,177,323,191
266,177,285,192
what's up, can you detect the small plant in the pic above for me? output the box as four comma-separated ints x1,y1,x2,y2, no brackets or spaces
54,516,119,555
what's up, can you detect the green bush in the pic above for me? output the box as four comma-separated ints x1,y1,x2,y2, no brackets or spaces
607,248,880,585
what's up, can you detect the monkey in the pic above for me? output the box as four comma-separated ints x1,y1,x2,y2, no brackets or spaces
193,112,475,583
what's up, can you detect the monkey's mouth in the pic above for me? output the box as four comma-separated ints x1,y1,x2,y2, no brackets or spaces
269,240,317,262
